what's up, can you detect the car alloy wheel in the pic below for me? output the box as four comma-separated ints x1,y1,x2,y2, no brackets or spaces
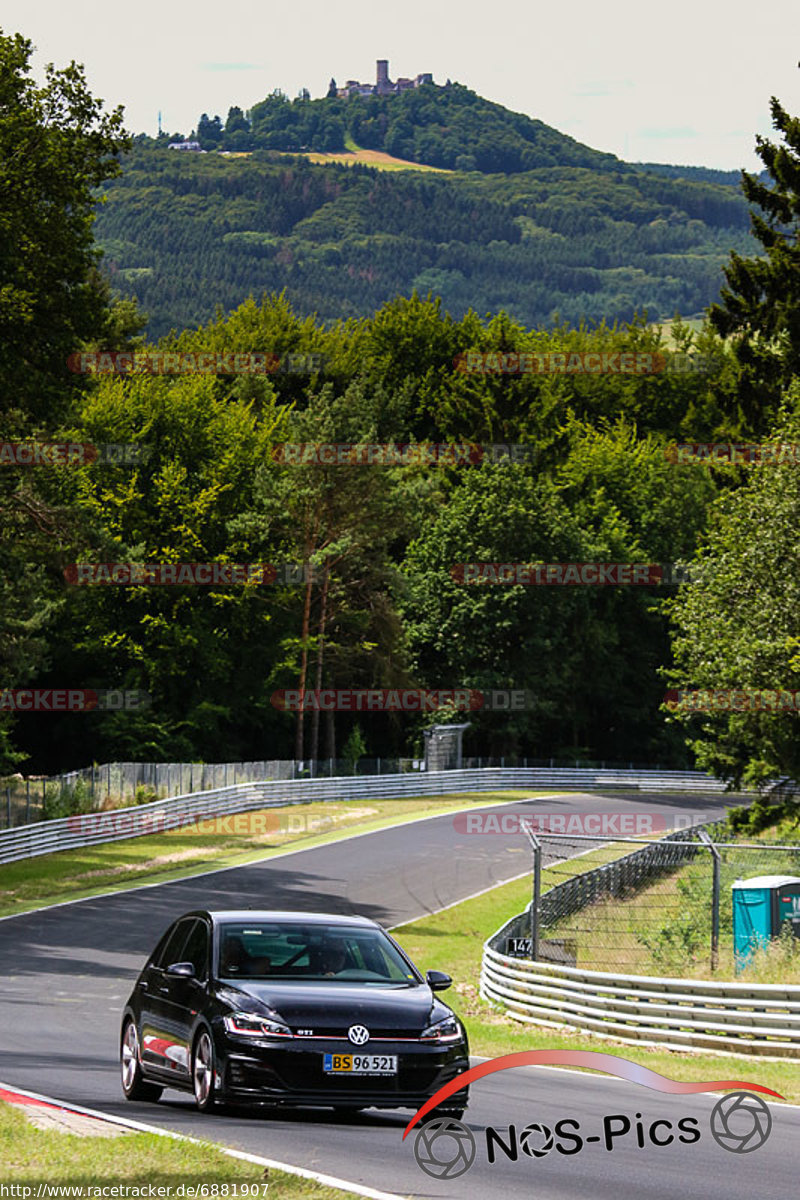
120,1020,162,1102
193,1029,216,1112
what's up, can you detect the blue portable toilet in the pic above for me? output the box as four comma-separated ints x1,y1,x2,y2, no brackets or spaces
732,875,800,968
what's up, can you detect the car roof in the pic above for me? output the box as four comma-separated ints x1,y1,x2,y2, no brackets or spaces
202,910,379,927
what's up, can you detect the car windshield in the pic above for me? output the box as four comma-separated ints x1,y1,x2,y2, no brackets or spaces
216,922,420,984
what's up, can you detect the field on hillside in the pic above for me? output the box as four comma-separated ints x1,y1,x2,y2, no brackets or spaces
297,147,451,172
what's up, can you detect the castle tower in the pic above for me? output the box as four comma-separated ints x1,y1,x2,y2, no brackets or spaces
376,59,389,88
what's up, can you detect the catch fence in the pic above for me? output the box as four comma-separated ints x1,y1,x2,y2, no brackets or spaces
493,823,800,976
482,822,800,1056
0,757,717,830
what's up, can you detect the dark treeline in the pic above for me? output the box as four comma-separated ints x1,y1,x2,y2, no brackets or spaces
2,292,781,776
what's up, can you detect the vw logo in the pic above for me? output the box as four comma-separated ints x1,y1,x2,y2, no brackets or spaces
710,1092,772,1153
413,1116,476,1180
347,1024,370,1046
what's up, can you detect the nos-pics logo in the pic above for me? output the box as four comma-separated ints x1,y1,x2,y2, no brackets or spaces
404,1051,780,1180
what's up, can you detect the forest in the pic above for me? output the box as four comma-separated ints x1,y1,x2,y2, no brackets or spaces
95,146,755,339
2,31,798,792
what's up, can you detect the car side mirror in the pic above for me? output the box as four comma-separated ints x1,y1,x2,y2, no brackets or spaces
165,961,196,978
426,970,452,992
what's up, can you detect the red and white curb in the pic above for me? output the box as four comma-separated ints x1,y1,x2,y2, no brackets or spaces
0,1082,405,1200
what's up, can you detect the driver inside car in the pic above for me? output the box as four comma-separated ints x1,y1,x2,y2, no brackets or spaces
318,942,348,976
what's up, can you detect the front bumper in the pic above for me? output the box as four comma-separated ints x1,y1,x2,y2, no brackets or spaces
217,1033,470,1110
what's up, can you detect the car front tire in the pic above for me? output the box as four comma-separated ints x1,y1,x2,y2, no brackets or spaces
121,1020,163,1102
192,1028,218,1113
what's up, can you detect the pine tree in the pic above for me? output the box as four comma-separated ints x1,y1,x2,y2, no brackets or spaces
709,93,800,422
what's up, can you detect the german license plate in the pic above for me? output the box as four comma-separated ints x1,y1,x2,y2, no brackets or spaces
323,1053,397,1075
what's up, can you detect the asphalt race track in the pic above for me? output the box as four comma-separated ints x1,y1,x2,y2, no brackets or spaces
1,790,797,1199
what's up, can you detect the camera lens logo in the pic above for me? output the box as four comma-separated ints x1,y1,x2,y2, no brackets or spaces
710,1092,773,1153
413,1116,476,1179
520,1121,554,1157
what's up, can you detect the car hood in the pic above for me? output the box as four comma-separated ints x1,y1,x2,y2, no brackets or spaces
218,980,448,1032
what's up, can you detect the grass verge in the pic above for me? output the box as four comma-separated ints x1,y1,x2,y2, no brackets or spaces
390,846,798,1104
0,1101,354,1198
0,791,555,918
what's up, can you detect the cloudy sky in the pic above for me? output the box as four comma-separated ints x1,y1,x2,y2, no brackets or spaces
5,0,799,169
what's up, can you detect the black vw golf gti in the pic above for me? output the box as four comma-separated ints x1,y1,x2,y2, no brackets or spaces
120,910,470,1116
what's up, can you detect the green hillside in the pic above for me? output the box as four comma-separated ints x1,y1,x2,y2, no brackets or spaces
96,144,755,339
168,82,622,173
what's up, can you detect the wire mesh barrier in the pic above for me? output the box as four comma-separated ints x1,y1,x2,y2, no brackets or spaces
482,822,800,1056
0,767,750,863
0,757,429,828
495,823,800,977
0,761,742,832
0,776,48,829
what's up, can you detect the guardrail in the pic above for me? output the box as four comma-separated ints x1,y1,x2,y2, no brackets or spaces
480,949,800,1058
0,766,746,866
481,819,800,1059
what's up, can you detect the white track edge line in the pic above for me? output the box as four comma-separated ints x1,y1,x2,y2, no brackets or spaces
0,1080,405,1200
466,1056,799,1108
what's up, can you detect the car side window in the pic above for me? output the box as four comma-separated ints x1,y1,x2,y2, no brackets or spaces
180,919,209,980
152,918,194,970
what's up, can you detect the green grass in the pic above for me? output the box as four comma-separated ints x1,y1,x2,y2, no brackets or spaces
0,1101,353,1198
0,791,556,918
390,848,798,1104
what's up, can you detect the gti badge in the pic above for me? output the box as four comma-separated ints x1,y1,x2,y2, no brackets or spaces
347,1024,370,1045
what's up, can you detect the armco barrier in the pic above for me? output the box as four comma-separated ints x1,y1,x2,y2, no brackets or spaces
481,819,800,1059
0,766,743,866
480,948,800,1058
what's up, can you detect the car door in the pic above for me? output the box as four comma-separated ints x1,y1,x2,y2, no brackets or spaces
140,917,195,1075
159,916,210,1077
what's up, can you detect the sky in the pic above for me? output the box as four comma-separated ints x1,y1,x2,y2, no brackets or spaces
4,0,800,170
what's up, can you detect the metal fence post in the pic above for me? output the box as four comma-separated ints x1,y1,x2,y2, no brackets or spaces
522,823,542,961
5,787,10,828
698,830,720,972
26,779,30,823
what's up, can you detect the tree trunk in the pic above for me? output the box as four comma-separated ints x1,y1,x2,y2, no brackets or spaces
309,560,330,765
324,707,336,763
294,515,319,762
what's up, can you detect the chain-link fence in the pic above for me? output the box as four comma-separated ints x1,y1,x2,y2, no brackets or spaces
501,823,800,980
0,753,706,830
0,758,433,828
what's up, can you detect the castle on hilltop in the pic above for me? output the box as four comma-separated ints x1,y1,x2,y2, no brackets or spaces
332,60,434,99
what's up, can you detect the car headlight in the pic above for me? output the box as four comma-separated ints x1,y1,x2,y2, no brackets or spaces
223,1012,292,1038
420,1015,462,1043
